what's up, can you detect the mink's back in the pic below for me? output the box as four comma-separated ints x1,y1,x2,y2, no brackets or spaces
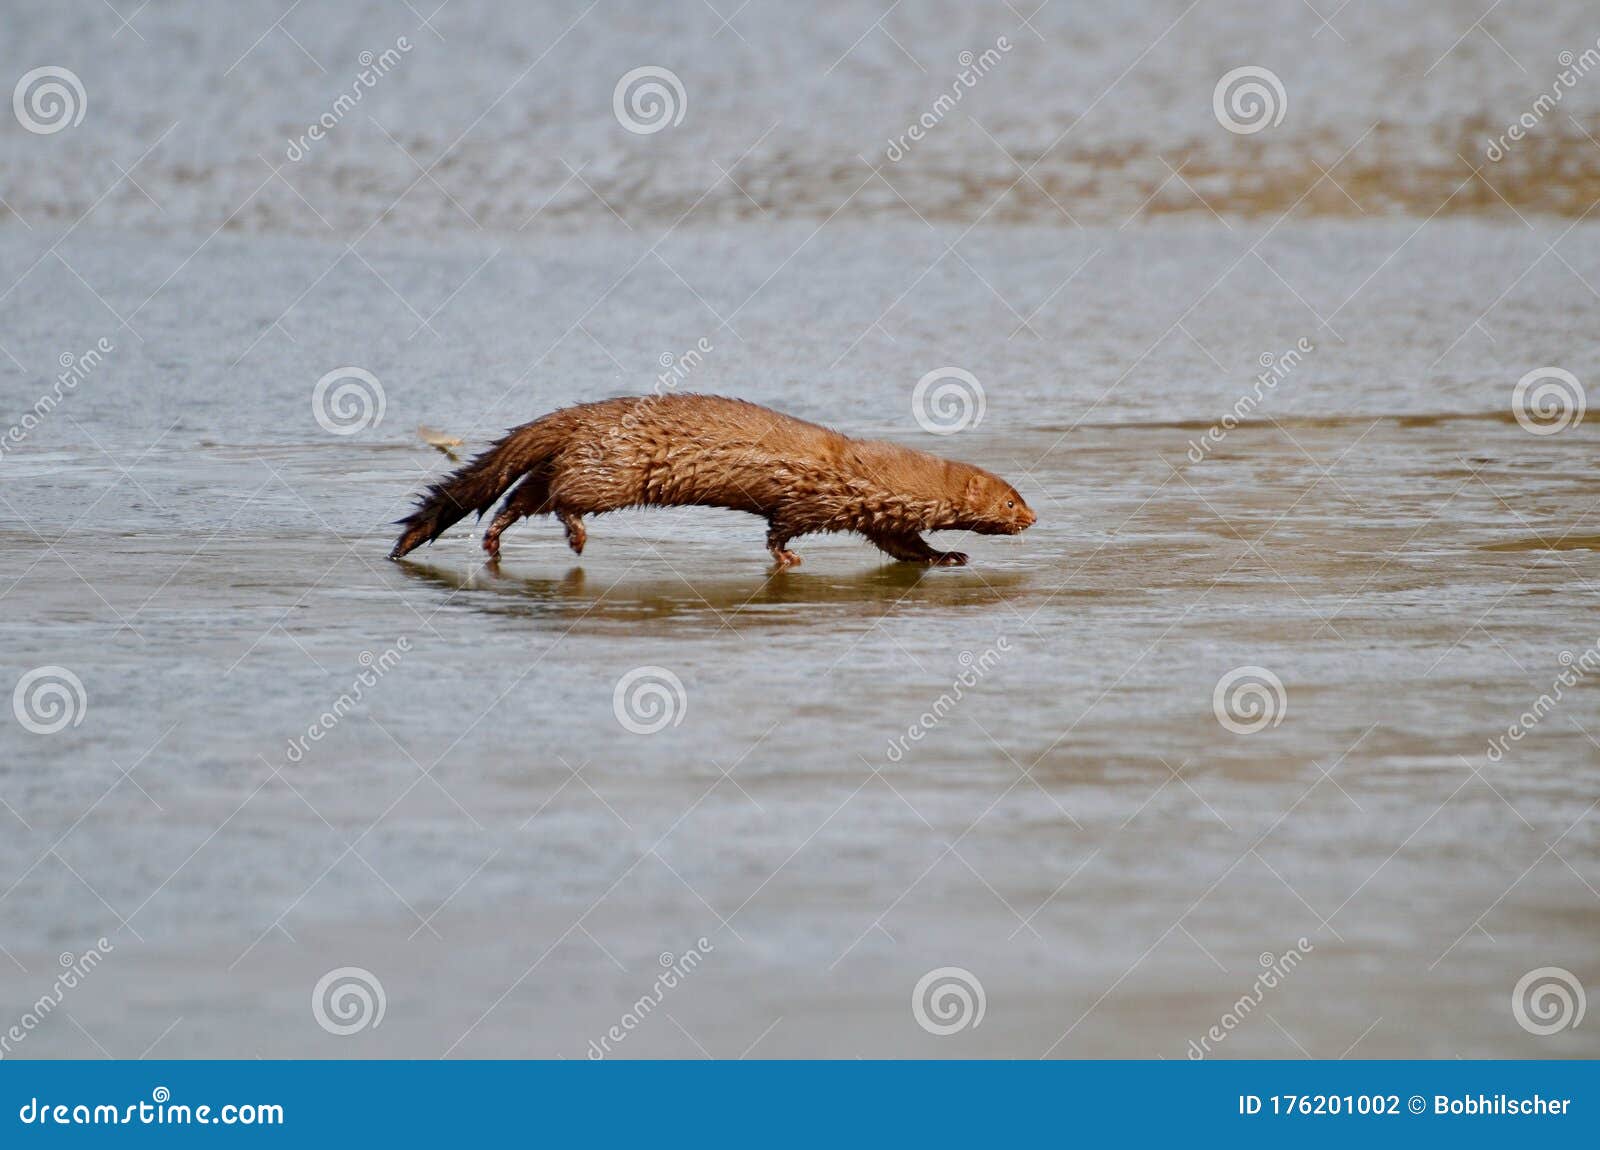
535,394,856,517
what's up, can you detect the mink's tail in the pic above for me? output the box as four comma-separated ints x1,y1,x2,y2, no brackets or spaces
389,421,560,560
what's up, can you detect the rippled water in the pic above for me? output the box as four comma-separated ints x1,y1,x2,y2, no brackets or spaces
9,0,1600,230
2,2,1598,1059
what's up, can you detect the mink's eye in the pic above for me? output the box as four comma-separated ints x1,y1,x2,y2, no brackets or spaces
1006,500,1015,509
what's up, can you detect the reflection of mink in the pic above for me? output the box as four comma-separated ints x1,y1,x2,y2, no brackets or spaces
389,395,1036,567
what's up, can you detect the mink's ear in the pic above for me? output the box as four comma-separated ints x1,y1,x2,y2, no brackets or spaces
962,474,984,505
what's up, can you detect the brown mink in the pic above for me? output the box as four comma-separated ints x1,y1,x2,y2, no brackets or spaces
389,394,1035,567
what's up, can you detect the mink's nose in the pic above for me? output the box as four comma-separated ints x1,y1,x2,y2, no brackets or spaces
1020,506,1037,528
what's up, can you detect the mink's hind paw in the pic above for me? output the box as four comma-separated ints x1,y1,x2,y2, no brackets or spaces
932,551,968,566
770,548,803,568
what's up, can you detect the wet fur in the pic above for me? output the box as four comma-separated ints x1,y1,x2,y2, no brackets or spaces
389,394,1036,566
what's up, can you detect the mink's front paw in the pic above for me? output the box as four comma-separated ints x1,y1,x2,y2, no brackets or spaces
932,551,968,566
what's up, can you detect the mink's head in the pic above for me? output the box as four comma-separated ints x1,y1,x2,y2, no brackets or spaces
956,469,1036,535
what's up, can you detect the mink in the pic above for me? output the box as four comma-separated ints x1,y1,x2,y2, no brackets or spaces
389,394,1035,567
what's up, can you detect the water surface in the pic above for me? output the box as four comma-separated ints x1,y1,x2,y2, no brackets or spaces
1,1,1597,1059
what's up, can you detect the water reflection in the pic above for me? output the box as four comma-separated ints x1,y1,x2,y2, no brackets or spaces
396,555,1036,627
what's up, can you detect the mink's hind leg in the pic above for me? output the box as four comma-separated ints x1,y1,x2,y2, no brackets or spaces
867,530,968,567
558,510,587,555
766,524,802,568
483,475,552,558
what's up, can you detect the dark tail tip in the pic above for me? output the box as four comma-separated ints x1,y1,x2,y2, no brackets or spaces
389,517,435,561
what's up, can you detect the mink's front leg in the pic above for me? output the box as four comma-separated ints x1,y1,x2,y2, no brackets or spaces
867,530,968,566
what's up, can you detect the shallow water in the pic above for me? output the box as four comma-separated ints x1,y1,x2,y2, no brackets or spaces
2,1,1598,1060
3,217,1597,1058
